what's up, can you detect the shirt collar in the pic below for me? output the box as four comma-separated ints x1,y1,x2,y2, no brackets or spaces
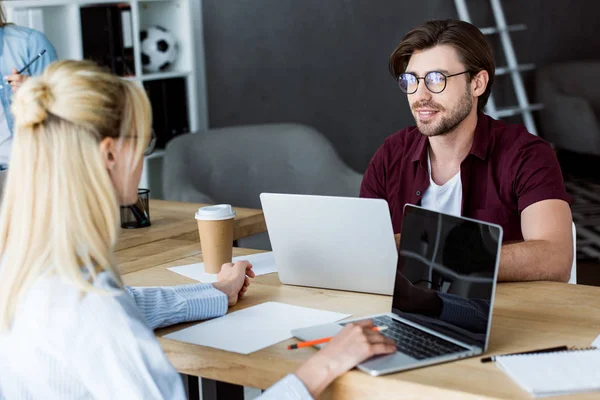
411,112,491,165
411,133,428,168
469,112,490,160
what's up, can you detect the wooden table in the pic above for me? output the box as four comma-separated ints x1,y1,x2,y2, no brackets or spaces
122,247,600,400
116,200,266,275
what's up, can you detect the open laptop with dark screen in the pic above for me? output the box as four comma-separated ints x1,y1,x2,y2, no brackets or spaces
292,204,502,376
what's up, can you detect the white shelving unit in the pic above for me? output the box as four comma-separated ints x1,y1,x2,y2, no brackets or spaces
2,0,207,198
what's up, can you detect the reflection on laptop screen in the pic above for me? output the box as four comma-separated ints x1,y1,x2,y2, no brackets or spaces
393,205,502,349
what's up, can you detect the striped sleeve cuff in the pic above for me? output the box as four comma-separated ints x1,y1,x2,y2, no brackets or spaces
125,283,228,330
258,374,313,400
173,283,228,321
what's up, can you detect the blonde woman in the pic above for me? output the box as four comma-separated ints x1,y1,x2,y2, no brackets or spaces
0,61,396,399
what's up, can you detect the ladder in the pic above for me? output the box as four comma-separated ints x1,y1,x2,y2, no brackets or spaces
454,0,542,135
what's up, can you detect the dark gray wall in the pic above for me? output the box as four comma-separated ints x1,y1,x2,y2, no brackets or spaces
202,0,600,173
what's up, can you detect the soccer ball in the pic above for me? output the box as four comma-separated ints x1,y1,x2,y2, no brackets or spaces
140,26,179,73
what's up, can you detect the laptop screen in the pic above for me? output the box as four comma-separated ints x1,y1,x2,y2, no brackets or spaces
392,205,502,349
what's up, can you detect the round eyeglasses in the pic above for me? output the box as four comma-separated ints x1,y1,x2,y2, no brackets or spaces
123,130,157,156
397,70,470,94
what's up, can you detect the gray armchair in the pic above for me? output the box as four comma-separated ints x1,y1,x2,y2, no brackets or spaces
536,61,600,155
162,123,363,249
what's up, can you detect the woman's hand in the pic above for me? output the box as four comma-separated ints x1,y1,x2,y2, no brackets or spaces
212,261,255,306
295,319,396,397
5,68,29,93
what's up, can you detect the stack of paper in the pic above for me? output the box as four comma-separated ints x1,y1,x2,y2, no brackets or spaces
168,251,277,283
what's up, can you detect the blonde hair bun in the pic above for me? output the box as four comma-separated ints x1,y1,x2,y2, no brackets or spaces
11,78,55,129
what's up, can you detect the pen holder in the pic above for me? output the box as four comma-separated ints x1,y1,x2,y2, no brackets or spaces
120,189,151,229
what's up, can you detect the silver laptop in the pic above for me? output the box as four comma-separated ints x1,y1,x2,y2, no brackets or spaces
259,193,398,295
292,204,503,376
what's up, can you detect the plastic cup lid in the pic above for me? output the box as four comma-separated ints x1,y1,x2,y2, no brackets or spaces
195,204,236,221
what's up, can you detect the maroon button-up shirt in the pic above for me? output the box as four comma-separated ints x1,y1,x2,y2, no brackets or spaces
360,114,572,243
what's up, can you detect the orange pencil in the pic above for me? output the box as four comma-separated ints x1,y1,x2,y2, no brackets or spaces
287,326,388,350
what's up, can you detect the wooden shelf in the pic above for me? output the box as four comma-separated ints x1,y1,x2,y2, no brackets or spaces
141,70,191,81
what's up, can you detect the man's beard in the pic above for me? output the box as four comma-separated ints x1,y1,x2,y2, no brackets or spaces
413,88,473,137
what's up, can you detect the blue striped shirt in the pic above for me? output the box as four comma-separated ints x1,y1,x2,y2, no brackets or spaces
0,272,312,399
124,282,228,330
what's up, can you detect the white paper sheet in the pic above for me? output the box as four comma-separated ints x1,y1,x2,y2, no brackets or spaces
164,301,350,354
592,334,600,348
168,251,277,283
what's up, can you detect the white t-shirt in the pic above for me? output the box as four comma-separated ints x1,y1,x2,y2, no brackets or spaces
421,151,462,216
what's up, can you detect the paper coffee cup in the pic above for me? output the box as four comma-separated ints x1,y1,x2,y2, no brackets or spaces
195,205,237,274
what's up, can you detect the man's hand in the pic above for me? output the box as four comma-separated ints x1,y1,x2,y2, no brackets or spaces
5,68,29,93
212,261,255,306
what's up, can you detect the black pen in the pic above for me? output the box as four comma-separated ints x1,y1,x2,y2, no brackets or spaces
17,49,47,74
5,49,48,83
481,345,568,363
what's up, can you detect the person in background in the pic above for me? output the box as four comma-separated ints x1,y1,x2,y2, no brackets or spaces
361,19,573,283
0,60,396,399
0,1,58,192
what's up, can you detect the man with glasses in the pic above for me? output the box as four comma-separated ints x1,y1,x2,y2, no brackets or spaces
360,19,573,283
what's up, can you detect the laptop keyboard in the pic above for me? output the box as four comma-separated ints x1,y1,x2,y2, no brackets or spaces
347,315,468,360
